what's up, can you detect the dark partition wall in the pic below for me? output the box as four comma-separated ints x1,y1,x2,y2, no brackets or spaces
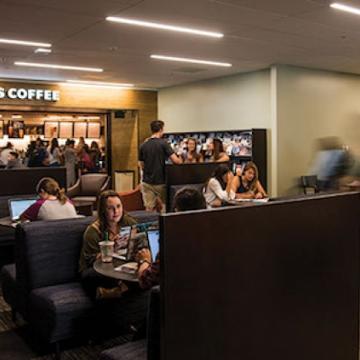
0,167,67,195
165,162,227,186
160,193,360,360
165,162,228,210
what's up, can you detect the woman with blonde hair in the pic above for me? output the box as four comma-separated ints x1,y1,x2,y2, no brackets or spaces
231,161,267,199
20,177,77,221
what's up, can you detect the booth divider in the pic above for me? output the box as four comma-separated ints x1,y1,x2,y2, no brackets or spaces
160,192,360,360
165,162,228,211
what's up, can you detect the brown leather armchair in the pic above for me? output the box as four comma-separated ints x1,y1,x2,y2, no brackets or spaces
67,173,110,208
118,186,159,224
118,185,145,212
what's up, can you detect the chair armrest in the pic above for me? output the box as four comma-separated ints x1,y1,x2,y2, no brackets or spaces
99,176,111,193
66,178,80,198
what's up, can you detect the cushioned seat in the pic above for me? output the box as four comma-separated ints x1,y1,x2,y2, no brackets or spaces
99,340,146,360
127,210,158,224
0,264,27,316
98,286,160,360
119,186,145,212
67,173,110,208
29,282,93,342
71,196,97,203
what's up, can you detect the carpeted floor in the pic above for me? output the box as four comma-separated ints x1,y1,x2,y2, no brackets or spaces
0,292,132,359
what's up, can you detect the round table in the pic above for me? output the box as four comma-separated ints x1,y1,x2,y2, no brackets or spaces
93,258,139,282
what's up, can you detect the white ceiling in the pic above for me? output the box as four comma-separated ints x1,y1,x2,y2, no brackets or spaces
1,0,360,88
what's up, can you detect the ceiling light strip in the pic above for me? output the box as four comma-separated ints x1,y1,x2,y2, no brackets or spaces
150,54,232,67
106,16,223,38
0,38,51,47
330,3,360,15
14,62,103,72
35,48,52,53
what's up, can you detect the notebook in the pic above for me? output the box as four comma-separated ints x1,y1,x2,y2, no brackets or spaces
8,198,37,222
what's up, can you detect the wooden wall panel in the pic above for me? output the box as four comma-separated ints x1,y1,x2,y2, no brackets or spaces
111,111,139,185
0,81,158,177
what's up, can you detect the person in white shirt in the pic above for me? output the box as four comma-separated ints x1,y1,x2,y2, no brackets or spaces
0,142,14,165
47,138,63,166
203,164,234,208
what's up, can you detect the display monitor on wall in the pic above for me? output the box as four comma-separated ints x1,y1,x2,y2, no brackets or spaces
87,122,101,138
44,121,59,138
8,120,25,138
74,122,87,138
164,130,252,158
59,121,73,138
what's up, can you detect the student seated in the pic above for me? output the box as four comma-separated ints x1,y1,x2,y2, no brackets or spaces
231,161,267,199
203,164,234,207
182,137,203,163
203,138,229,163
136,187,207,290
6,151,23,169
20,177,78,221
79,190,137,299
79,190,149,335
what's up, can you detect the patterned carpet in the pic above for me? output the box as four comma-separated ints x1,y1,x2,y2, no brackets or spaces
0,292,132,359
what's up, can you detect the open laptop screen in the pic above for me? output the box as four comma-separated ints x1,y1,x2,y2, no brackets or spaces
9,198,37,221
147,229,160,262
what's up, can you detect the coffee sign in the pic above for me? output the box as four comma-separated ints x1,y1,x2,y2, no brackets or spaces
0,87,60,102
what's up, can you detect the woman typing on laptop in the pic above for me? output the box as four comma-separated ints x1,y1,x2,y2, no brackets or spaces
230,162,267,199
20,177,77,221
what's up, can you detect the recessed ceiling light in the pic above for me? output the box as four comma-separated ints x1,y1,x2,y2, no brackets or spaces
77,116,101,120
14,62,103,72
150,54,232,67
44,115,73,120
330,3,360,15
0,38,51,47
106,16,223,38
34,48,52,54
11,115,23,119
66,80,134,87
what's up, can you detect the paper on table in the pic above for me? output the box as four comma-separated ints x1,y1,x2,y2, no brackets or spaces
114,262,138,274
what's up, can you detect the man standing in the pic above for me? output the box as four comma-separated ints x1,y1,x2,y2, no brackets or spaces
139,120,181,212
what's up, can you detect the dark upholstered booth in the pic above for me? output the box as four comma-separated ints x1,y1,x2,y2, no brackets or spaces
1,213,157,359
1,217,95,341
99,286,160,360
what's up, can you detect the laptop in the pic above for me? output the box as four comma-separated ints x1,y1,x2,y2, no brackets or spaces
147,229,160,262
114,228,160,274
8,198,37,222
